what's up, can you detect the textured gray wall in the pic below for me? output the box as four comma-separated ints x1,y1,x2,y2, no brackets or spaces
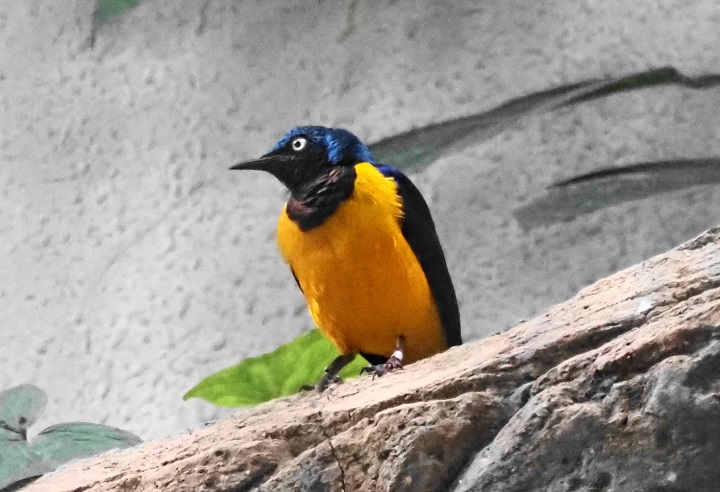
1,0,719,440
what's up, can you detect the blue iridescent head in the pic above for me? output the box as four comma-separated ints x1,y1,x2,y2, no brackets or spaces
230,126,375,194
271,126,375,165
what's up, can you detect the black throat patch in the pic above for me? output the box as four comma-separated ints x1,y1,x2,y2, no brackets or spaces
286,166,357,231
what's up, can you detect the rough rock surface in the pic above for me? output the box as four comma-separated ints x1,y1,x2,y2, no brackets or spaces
20,228,720,491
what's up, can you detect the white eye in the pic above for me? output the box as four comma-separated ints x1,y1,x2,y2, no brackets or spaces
291,137,307,151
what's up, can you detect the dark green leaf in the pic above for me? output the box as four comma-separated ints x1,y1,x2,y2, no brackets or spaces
554,67,720,107
93,0,141,27
368,67,720,172
368,82,588,171
0,385,47,439
514,158,720,229
184,329,368,407
0,441,51,491
0,429,19,442
30,422,141,469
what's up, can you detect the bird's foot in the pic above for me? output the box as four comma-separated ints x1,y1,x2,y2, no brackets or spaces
361,336,406,379
300,374,341,392
361,354,403,379
303,353,356,393
315,373,342,392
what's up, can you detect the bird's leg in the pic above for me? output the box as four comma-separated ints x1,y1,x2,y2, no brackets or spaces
313,353,356,392
361,335,405,378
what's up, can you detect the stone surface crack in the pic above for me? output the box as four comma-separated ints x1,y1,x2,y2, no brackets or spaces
591,324,719,389
319,417,346,492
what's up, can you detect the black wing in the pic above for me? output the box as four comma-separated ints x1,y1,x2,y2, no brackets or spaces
387,169,462,347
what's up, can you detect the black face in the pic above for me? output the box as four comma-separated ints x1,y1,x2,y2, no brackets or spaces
230,134,331,196
231,132,359,230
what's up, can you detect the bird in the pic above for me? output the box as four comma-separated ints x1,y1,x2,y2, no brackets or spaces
230,126,461,390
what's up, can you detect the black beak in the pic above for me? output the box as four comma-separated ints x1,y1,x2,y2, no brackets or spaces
230,154,304,193
229,154,294,172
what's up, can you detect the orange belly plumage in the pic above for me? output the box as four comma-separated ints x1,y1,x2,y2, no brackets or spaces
276,163,445,363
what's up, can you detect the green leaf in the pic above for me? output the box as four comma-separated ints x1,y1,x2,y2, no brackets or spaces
0,441,52,491
184,329,368,407
368,81,589,171
30,422,142,469
93,0,141,27
0,387,140,490
514,157,720,229
0,385,47,438
368,67,720,172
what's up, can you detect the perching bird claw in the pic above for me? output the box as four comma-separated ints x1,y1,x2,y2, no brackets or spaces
314,373,342,392
361,355,403,379
361,335,405,379
310,353,357,392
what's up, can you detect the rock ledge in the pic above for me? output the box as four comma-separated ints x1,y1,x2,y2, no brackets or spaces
24,228,720,492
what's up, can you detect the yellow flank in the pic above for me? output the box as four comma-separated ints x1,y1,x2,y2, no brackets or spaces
276,162,445,363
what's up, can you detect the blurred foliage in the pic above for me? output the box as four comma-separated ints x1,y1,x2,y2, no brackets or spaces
0,385,46,441
369,67,720,174
31,423,142,469
184,329,368,406
93,0,141,28
0,385,141,491
515,158,720,229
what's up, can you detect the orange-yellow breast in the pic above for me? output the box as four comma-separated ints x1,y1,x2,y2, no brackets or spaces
276,162,445,363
